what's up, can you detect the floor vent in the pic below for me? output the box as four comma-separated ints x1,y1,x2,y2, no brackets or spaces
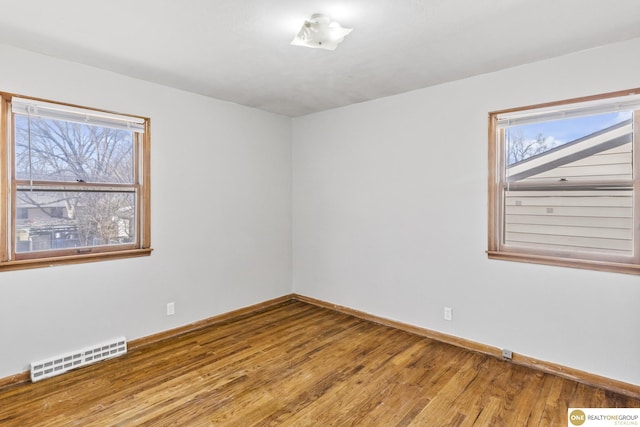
30,337,127,382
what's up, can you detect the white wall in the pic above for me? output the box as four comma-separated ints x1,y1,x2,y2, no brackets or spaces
292,37,640,386
0,45,292,379
3,37,640,387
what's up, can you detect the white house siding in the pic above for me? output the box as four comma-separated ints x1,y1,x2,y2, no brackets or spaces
514,143,632,183
504,189,633,255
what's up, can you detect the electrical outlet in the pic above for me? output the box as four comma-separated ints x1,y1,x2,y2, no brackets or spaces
502,348,513,360
444,307,452,321
166,302,175,316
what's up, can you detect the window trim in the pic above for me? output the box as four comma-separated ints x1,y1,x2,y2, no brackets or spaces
0,92,152,271
487,88,640,275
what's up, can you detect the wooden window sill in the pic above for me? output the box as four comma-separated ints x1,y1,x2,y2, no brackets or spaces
487,250,640,275
0,248,153,272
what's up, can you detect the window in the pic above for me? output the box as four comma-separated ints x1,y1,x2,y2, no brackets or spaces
0,93,151,271
488,89,640,274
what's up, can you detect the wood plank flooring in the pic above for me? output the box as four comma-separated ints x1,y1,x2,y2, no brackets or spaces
1,300,638,426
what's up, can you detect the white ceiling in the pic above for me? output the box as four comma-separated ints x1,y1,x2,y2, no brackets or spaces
0,0,639,117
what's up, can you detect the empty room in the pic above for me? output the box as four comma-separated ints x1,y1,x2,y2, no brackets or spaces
1,1,640,425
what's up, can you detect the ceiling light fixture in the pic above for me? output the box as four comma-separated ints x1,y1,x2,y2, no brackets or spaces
291,14,352,51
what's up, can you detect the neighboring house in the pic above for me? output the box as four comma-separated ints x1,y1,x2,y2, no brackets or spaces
15,199,133,252
15,201,77,252
504,119,633,256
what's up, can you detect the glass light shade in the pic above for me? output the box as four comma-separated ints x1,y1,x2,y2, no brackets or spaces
291,14,352,51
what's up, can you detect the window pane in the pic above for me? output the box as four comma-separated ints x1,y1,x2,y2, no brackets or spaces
505,111,633,183
15,190,136,253
504,189,633,256
14,115,134,184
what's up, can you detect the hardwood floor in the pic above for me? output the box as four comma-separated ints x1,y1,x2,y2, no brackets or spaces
1,300,638,426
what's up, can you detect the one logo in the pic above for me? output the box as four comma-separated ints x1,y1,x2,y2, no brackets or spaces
569,409,586,426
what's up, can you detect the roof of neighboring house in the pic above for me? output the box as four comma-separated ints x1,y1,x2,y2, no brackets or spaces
507,119,633,182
